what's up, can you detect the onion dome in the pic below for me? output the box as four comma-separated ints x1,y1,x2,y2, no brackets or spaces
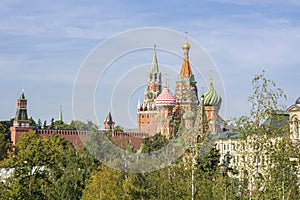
204,81,221,106
296,97,300,105
183,109,195,120
182,32,190,50
155,85,176,106
182,39,190,50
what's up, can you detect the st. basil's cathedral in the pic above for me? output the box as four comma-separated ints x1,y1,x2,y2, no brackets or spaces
137,36,223,138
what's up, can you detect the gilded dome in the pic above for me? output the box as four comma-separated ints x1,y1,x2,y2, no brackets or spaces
204,82,221,106
182,40,190,50
155,86,176,106
182,32,190,49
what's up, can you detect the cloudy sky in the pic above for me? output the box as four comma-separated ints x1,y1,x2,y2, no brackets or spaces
1,0,299,128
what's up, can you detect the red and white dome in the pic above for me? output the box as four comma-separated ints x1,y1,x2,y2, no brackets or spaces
155,86,176,106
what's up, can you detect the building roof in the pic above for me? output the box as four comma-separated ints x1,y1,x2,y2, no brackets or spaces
263,110,289,128
179,59,193,80
296,97,300,105
104,112,114,123
155,85,176,106
211,131,241,140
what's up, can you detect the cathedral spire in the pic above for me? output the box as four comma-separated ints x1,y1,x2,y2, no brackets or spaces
179,33,193,80
182,32,190,59
151,44,159,73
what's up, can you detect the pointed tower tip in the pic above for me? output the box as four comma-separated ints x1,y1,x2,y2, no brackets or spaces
20,89,26,99
106,111,113,123
210,69,213,83
182,32,190,50
151,44,159,73
58,105,63,122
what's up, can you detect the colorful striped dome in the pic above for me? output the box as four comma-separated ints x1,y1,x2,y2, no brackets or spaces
155,86,176,106
204,81,221,106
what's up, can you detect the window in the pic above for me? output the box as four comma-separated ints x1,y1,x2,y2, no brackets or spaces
232,144,235,151
293,117,299,139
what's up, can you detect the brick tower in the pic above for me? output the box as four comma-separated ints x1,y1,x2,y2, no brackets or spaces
137,45,162,135
104,111,115,131
10,90,32,146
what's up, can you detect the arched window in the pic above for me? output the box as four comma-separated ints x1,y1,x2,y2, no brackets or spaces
293,117,299,139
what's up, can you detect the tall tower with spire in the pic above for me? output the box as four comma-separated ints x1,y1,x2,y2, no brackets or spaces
10,90,32,147
174,33,199,118
146,44,162,101
137,45,162,135
104,111,115,131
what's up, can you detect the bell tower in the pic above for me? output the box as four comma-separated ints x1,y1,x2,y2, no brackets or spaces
174,33,199,117
145,44,162,104
10,89,32,147
137,45,162,135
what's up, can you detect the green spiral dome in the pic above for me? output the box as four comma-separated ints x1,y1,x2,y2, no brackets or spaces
204,82,221,106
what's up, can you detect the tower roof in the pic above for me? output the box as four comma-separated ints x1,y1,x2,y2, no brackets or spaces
155,85,176,106
179,33,194,80
203,79,221,106
151,45,159,73
105,112,114,123
180,59,193,79
296,97,300,105
19,89,26,100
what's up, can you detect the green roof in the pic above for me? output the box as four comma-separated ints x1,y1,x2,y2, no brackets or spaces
211,131,241,140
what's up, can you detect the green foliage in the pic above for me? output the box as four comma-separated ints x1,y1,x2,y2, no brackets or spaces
0,122,10,160
232,71,300,199
2,131,97,200
141,134,169,153
114,125,124,132
82,165,124,200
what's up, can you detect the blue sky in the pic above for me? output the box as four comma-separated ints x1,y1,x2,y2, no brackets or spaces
1,0,300,128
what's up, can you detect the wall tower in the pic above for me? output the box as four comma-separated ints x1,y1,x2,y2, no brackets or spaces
10,90,32,147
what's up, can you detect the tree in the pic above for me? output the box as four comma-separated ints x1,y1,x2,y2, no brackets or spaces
233,71,300,199
141,134,169,153
82,164,124,200
37,119,42,129
0,122,10,160
3,131,97,199
114,125,124,132
29,117,37,128
43,120,47,129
